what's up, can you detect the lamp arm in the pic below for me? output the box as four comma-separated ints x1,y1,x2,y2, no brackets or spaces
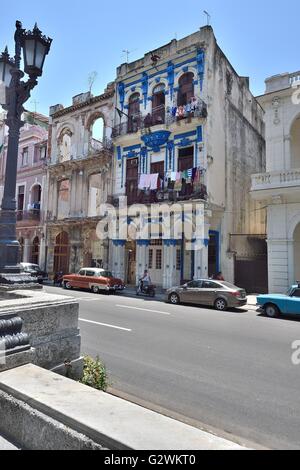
4,73,38,126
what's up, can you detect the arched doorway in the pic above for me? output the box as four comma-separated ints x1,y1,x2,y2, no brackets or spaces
152,84,165,125
31,237,40,265
128,93,140,133
294,224,300,282
54,232,70,274
177,72,194,107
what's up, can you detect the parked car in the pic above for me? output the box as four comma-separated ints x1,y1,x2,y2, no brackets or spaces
166,279,247,311
257,284,300,317
63,268,125,294
20,262,48,284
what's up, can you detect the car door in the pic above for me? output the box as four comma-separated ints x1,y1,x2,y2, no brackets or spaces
200,281,221,306
180,280,203,304
85,270,96,289
286,289,300,315
73,270,86,289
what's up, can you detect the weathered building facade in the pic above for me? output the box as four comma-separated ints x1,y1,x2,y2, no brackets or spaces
110,26,266,290
46,86,115,277
252,71,300,293
0,111,49,269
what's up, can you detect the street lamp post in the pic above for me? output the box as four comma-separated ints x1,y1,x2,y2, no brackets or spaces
0,21,52,283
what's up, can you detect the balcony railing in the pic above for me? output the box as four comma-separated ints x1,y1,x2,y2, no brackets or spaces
112,100,208,138
251,168,300,192
89,137,114,153
17,209,41,222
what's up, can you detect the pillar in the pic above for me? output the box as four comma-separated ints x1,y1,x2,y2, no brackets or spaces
163,240,177,289
23,238,31,263
136,240,150,285
112,240,126,280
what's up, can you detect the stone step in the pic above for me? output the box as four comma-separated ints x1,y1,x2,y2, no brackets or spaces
0,434,19,450
0,364,248,451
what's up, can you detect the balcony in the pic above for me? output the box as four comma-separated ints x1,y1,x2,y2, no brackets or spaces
17,209,41,223
251,168,300,200
112,100,208,138
108,184,208,208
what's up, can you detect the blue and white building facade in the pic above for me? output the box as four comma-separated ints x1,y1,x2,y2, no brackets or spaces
110,26,266,290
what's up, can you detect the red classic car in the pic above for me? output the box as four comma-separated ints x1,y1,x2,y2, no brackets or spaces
63,268,125,294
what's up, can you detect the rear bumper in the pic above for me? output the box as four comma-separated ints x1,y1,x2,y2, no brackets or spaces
231,299,248,308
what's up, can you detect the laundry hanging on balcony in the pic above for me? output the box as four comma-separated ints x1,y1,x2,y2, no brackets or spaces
138,173,160,191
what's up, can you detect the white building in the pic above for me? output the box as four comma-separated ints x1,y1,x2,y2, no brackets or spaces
111,26,266,291
251,71,300,293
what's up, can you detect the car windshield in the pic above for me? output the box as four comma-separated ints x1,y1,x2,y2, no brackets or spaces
287,287,295,296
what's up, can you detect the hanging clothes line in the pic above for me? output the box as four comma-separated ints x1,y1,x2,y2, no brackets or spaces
138,166,206,191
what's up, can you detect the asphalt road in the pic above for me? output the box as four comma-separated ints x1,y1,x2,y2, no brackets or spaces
46,285,300,450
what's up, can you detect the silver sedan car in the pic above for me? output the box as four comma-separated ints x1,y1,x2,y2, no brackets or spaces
166,279,247,311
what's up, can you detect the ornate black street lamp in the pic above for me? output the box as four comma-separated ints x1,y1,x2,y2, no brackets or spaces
0,21,52,283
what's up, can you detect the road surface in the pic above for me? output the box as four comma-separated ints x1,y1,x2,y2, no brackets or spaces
45,285,300,450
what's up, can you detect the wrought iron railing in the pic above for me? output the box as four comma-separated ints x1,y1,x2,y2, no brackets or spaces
17,209,41,222
112,100,208,138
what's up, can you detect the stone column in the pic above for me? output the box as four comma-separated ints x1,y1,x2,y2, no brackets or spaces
283,135,291,170
39,237,46,270
163,241,177,289
136,240,150,285
23,238,31,263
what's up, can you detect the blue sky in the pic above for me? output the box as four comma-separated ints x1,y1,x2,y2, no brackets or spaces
0,0,299,116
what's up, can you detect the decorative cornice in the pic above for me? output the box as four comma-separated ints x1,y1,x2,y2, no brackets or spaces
52,91,115,119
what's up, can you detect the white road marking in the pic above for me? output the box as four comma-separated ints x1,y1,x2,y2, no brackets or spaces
116,305,171,316
79,318,132,332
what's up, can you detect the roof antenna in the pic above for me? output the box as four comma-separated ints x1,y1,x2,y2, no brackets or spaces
203,10,211,26
122,49,137,63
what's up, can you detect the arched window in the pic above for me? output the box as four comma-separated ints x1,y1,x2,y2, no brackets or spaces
128,93,141,133
152,84,165,125
58,129,72,162
30,184,42,213
31,236,40,265
91,117,105,151
177,73,194,107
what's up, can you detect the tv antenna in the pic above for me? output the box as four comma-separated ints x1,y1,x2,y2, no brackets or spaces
203,10,211,26
122,49,137,63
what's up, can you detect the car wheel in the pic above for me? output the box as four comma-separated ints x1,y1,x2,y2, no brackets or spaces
169,293,180,305
91,285,100,294
265,304,280,318
215,298,228,311
64,281,72,290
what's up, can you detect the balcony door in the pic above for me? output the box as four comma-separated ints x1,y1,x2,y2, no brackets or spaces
178,147,194,197
126,158,139,205
128,93,140,133
152,84,165,125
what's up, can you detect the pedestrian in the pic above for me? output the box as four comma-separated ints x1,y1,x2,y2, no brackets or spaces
213,272,225,281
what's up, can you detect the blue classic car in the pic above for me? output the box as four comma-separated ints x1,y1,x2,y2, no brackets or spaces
257,285,300,317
